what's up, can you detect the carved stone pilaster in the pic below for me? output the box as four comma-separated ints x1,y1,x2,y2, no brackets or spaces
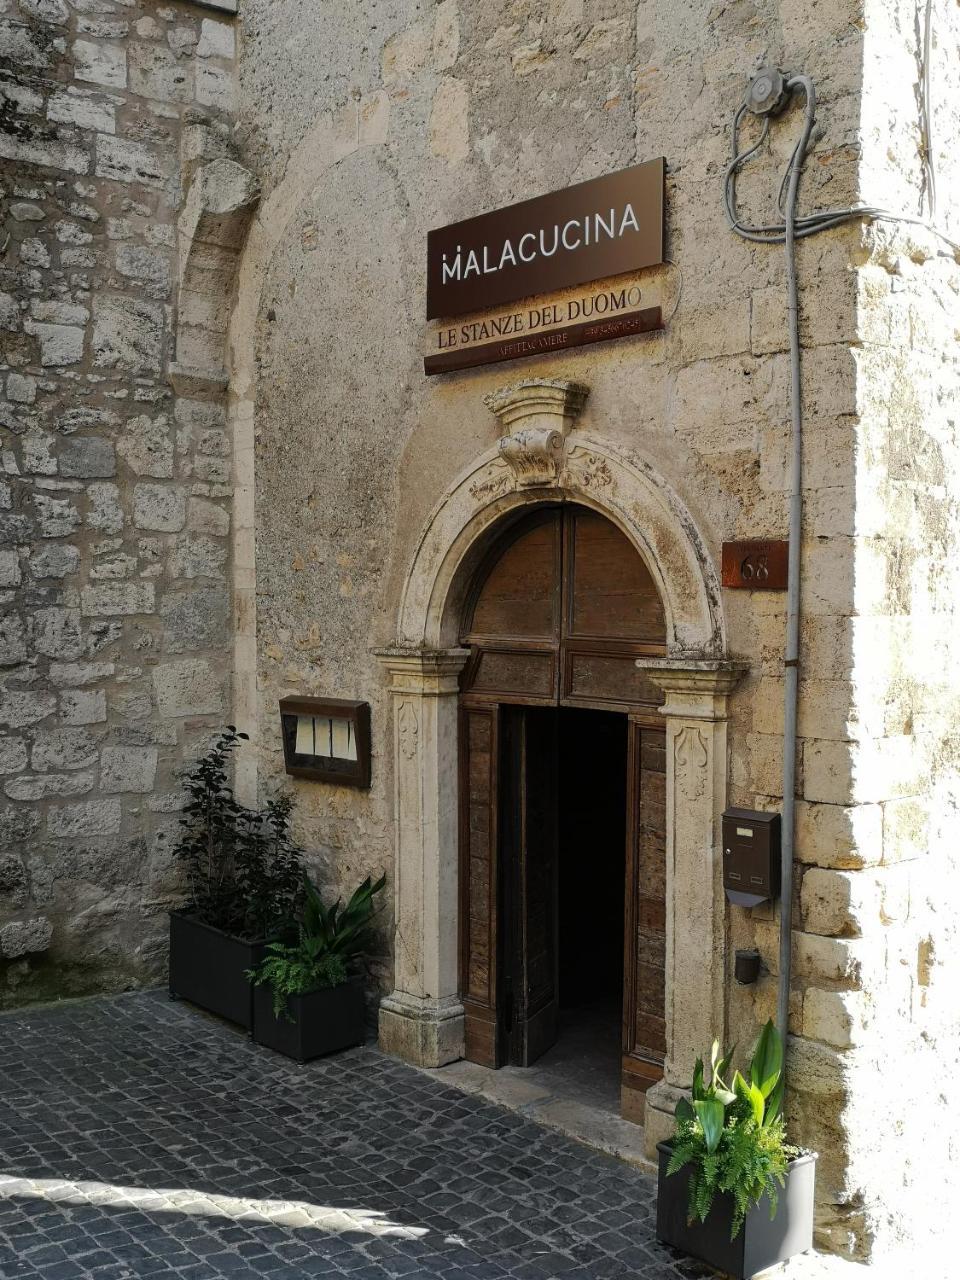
485,378,589,487
374,647,470,1068
634,657,748,1157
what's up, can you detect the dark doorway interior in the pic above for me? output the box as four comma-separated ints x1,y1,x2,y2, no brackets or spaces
547,707,627,1109
558,707,627,1011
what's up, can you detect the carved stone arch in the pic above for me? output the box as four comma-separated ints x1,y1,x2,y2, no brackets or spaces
398,412,724,658
379,380,746,1157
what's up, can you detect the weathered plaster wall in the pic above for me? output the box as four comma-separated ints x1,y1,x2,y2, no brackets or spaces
0,0,241,1004
234,0,908,1259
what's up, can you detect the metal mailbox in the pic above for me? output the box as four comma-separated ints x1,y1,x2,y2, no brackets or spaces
722,808,781,908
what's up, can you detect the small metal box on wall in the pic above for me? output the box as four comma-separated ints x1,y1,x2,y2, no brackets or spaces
722,808,781,908
279,696,371,788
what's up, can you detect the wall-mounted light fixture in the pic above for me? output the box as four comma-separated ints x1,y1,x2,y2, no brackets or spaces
279,696,371,788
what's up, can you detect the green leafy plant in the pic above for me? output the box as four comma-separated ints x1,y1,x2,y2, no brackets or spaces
667,1020,792,1238
250,871,387,1019
173,728,305,940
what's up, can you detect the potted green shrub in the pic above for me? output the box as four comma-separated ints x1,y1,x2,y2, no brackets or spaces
656,1020,817,1279
250,871,386,1061
169,728,305,1029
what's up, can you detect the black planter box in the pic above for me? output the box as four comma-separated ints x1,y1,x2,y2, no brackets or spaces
169,909,276,1030
656,1141,817,1280
252,978,366,1062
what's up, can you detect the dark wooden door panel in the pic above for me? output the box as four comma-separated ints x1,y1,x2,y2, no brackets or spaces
469,648,558,701
622,720,667,1085
459,705,504,1068
502,705,560,1068
566,508,666,641
466,511,561,642
517,707,560,1065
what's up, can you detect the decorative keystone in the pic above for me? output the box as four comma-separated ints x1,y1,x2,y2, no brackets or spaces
485,379,589,488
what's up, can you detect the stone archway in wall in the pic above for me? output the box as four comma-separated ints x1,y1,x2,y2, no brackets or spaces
376,379,746,1152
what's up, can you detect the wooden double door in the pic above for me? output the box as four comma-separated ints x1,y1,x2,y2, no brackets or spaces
458,505,668,1106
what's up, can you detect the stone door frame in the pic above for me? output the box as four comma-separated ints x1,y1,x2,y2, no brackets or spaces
376,379,745,1148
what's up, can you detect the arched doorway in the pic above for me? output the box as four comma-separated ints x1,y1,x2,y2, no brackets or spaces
457,503,668,1115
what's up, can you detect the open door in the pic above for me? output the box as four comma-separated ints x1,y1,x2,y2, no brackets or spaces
501,705,560,1067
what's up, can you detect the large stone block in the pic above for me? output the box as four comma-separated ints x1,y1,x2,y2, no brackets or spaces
0,738,27,774
803,988,868,1050
115,244,172,292
31,728,98,772
169,534,227,580
95,136,167,189
117,415,173,478
34,494,80,538
49,662,114,687
0,854,27,904
48,798,122,837
0,614,27,666
73,38,126,88
0,551,21,588
84,483,124,534
59,438,116,479
756,923,885,992
81,583,155,617
47,88,116,133
0,917,53,959
59,689,107,726
0,131,88,175
0,805,41,844
33,607,83,660
24,322,84,367
92,296,164,374
6,772,94,800
795,800,883,869
100,745,158,793
801,867,882,938
159,585,229,652
0,690,56,727
133,484,185,532
152,659,222,718
128,42,193,102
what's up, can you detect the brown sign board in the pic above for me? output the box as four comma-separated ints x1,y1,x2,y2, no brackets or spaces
721,540,789,591
426,159,665,320
424,271,664,376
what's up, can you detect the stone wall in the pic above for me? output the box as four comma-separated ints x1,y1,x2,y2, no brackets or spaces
0,0,241,1004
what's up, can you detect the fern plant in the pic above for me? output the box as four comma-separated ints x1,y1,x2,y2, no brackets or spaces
250,871,386,1019
252,937,349,1019
667,1020,792,1238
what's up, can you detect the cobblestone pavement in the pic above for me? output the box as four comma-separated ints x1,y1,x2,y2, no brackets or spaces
0,990,718,1280
0,991,865,1280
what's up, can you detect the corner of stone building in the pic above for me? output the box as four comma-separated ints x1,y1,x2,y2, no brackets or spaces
755,0,960,1262
0,0,248,1008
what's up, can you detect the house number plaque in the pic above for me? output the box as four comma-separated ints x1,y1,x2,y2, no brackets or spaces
721,540,789,591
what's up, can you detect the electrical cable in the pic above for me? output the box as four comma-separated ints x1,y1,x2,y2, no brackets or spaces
724,97,958,253
774,74,814,1059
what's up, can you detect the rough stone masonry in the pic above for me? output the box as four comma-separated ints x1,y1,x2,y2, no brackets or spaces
0,0,243,1004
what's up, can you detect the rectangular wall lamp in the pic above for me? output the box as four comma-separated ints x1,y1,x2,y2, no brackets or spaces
279,696,371,788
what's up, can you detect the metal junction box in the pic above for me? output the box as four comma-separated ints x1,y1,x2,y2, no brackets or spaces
722,808,781,908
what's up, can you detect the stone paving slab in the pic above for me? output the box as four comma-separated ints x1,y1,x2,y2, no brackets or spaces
0,991,853,1280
